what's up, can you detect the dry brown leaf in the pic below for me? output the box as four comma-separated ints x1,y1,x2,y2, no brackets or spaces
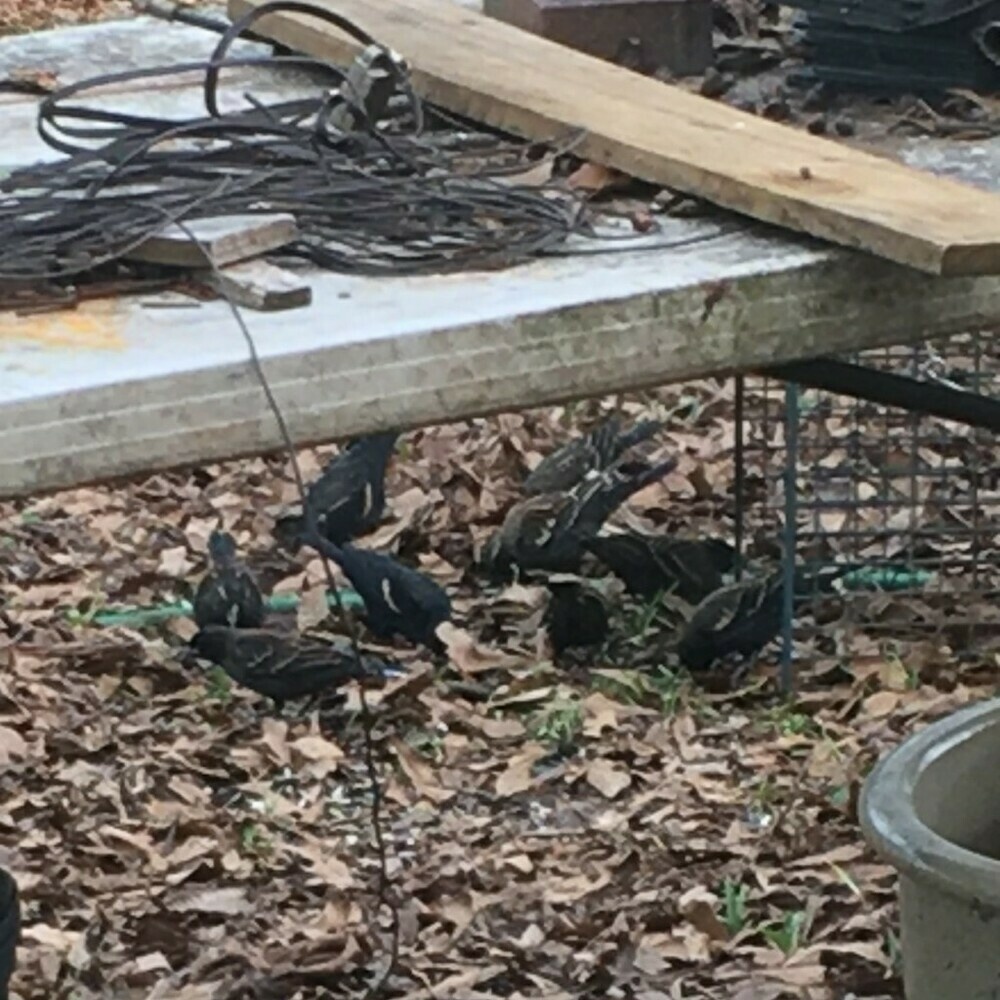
498,159,554,188
760,962,828,987
260,718,290,765
22,924,82,951
503,853,534,874
6,66,58,92
296,585,330,631
495,745,545,797
158,545,193,577
585,758,632,799
391,737,454,804
788,844,865,869
567,160,628,194
582,691,622,737
396,964,506,1000
862,690,900,718
288,844,355,889
0,725,27,762
438,622,524,675
518,923,546,949
172,887,253,915
546,869,612,903
473,715,526,740
490,685,556,708
293,733,344,763
380,662,435,704
134,952,171,973
679,887,729,943
497,582,547,608
878,657,911,691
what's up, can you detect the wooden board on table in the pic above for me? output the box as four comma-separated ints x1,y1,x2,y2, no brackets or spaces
230,0,1000,276
204,260,313,311
126,213,299,268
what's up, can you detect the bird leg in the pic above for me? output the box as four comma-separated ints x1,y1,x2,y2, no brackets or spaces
728,653,759,691
298,694,322,718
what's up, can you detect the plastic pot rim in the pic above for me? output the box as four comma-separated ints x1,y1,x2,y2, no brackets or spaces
860,696,1000,910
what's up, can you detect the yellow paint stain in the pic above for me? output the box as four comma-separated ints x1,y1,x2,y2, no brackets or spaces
0,301,128,350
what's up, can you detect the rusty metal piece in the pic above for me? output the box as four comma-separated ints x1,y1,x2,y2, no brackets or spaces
483,0,714,76
327,43,401,132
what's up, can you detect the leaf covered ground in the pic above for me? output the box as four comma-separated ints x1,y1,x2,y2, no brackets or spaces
0,0,126,35
2,385,996,1000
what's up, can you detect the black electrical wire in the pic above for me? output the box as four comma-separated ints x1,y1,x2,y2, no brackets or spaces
0,0,584,287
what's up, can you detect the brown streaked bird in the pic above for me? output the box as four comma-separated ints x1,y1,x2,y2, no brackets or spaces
192,530,265,630
482,455,678,580
523,416,662,496
677,564,856,674
191,625,393,709
584,531,736,603
274,431,398,550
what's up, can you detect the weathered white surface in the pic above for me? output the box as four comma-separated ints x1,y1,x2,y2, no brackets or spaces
0,18,998,498
0,17,317,170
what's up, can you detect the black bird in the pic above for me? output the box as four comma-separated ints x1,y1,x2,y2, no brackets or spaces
193,531,266,629
523,415,662,496
319,542,451,650
0,868,18,1000
585,531,736,603
192,625,391,708
274,432,398,549
677,564,854,673
482,455,678,579
544,577,610,656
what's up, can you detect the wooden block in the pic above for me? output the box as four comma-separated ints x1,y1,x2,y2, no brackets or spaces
229,0,1000,275
204,259,313,311
127,213,298,268
483,0,713,76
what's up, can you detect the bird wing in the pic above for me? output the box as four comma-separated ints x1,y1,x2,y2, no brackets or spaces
585,533,675,592
697,572,783,635
383,555,451,618
192,573,222,625
522,417,620,495
523,442,598,496
500,494,573,555
651,538,727,602
306,448,374,515
237,631,354,681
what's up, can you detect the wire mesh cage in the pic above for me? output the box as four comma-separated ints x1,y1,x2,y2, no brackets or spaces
735,332,1000,686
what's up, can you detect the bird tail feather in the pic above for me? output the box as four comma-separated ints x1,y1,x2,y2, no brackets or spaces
615,418,663,453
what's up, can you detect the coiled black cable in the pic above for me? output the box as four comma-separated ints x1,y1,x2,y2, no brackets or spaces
0,0,583,286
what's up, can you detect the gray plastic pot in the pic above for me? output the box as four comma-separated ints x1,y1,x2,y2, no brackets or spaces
861,698,1000,1000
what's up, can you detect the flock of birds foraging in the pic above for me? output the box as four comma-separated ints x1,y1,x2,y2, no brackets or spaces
185,412,843,705
0,412,857,996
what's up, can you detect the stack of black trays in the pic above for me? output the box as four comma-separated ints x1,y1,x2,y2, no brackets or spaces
789,0,1000,92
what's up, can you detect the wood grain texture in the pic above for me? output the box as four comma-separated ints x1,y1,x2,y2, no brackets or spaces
126,213,298,267
229,0,1000,275
205,260,313,311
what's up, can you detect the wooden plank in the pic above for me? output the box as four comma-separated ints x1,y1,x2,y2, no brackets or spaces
203,260,313,311
230,0,1000,276
126,213,298,267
